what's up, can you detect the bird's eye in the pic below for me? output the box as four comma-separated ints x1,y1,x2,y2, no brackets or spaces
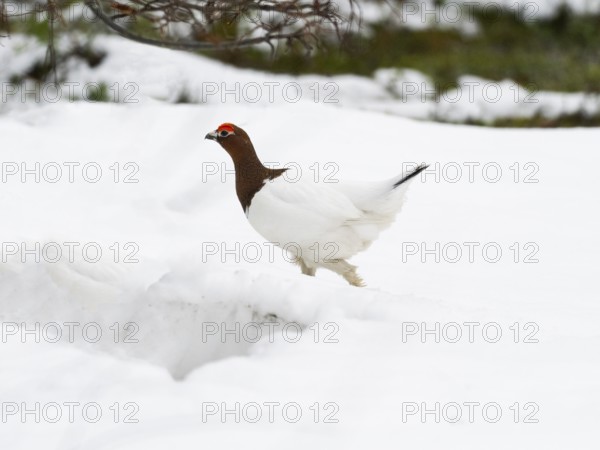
219,130,229,137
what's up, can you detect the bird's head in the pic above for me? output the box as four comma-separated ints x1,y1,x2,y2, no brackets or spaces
205,123,256,160
205,122,236,142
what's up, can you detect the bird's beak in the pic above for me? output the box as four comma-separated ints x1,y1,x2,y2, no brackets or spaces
205,130,218,141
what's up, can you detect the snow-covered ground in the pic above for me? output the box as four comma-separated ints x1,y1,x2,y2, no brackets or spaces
1,36,599,449
2,35,600,124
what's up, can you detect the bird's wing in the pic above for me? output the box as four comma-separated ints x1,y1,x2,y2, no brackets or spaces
247,177,364,247
247,165,427,256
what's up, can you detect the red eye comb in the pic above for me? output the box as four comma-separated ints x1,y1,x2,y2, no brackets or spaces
217,123,235,133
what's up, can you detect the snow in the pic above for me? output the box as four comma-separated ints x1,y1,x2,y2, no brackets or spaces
3,35,599,124
1,35,599,449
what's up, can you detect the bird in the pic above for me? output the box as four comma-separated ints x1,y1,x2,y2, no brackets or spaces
205,123,428,287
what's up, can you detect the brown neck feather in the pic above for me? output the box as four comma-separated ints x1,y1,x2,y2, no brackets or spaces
219,129,287,211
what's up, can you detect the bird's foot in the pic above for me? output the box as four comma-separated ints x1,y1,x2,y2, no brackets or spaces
343,270,366,288
323,259,366,287
296,258,317,276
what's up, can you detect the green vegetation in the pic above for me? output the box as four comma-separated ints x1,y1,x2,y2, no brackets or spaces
209,5,600,94
80,81,110,102
463,110,600,128
7,45,106,84
3,2,599,126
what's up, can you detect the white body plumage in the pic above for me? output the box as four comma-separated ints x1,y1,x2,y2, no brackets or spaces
246,170,421,278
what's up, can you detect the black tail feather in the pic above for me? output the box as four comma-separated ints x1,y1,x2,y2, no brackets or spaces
393,164,429,188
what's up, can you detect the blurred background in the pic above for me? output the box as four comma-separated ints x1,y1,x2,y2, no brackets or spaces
1,0,600,126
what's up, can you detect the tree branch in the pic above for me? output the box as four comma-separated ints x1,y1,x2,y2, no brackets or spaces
85,0,356,52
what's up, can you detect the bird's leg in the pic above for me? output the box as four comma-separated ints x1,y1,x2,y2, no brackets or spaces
323,259,366,287
343,268,365,287
297,258,317,276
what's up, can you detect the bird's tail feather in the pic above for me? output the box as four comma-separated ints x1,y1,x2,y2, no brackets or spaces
393,164,429,188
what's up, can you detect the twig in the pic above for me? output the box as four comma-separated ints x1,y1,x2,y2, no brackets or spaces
85,0,356,52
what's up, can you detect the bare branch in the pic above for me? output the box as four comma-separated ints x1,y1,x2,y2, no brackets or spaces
84,0,357,51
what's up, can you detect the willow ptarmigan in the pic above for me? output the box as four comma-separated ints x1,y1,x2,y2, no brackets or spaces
205,123,428,287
